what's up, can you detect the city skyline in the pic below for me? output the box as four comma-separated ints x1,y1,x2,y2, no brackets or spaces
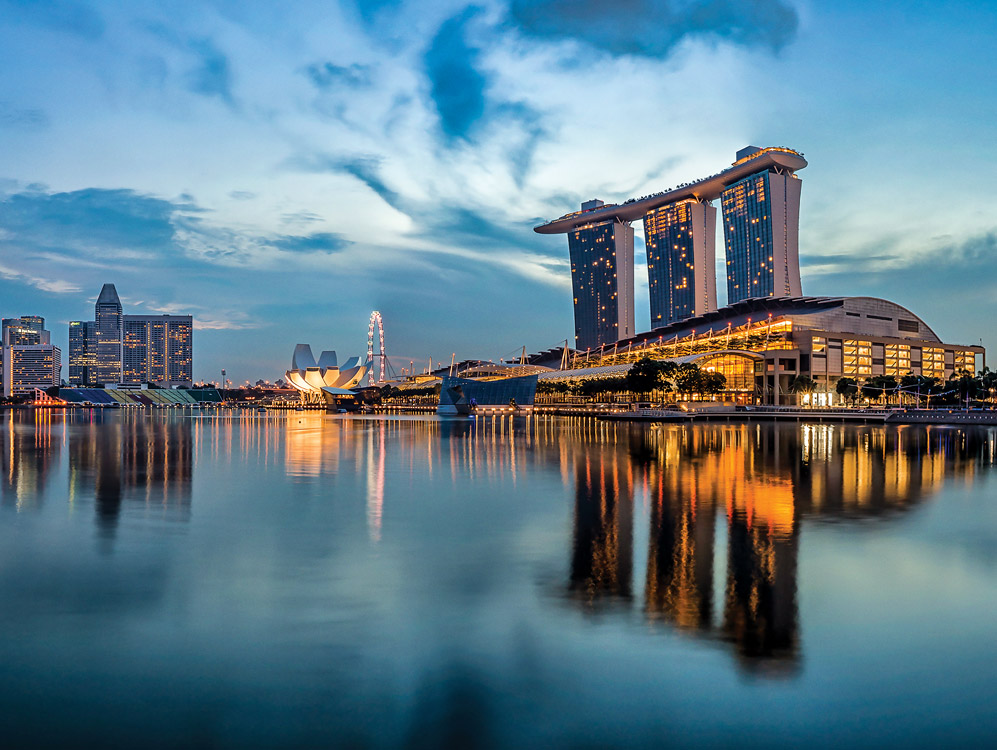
2,1,996,381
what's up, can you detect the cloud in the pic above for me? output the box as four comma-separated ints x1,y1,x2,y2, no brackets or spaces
305,62,371,89
185,38,234,104
0,187,352,272
1,0,105,40
228,190,256,201
808,230,997,348
508,0,799,58
425,7,488,140
143,24,236,105
271,232,349,254
0,261,81,294
0,102,49,130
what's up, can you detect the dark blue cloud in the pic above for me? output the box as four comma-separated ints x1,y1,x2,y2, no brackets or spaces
352,0,400,25
509,0,798,57
305,62,371,89
807,232,997,352
425,7,488,141
291,153,406,213
0,188,180,257
144,25,235,105
185,38,234,104
272,232,349,254
0,102,49,130
1,0,104,40
0,187,348,267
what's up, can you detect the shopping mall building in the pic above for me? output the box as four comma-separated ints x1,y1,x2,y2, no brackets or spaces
537,296,984,406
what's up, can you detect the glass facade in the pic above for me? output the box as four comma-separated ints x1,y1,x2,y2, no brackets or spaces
697,352,757,392
94,284,123,384
722,172,773,302
643,200,716,326
1,345,61,396
568,219,634,351
122,316,194,386
69,321,96,386
721,170,802,304
438,375,538,414
71,285,193,387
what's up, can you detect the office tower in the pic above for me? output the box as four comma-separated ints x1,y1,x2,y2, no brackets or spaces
122,315,194,387
567,202,635,350
643,200,718,326
94,283,123,384
68,320,96,386
1,317,60,397
2,317,49,346
721,169,802,304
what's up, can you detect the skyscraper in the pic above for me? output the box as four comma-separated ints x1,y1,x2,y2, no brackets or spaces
70,284,194,387
1,317,60,397
123,315,193,387
68,320,96,386
567,204,635,351
94,283,123,384
643,200,718,326
535,145,807,344
721,164,802,304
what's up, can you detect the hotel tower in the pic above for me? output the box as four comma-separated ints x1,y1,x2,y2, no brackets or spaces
536,146,806,347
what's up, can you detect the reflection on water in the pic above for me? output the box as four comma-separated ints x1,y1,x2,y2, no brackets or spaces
1,410,996,746
66,412,193,538
2,410,61,510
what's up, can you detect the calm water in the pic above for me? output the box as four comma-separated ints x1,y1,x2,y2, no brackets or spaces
1,410,995,748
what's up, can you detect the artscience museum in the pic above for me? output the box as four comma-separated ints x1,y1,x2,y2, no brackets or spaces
284,344,368,405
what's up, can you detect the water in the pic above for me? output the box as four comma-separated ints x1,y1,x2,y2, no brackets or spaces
1,409,995,748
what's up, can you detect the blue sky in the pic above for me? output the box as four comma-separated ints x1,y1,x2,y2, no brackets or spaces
2,0,996,383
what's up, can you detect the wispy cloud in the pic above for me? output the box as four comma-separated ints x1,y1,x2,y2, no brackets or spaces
0,261,81,294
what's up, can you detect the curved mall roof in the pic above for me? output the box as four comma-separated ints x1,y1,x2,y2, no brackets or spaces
598,296,948,353
534,147,806,234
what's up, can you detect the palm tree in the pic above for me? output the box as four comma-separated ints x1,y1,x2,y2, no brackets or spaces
788,375,818,406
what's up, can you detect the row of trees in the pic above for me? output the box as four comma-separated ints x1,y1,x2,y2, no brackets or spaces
536,358,727,402
829,369,997,407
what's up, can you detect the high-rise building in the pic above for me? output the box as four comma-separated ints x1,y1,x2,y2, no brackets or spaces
1,317,60,397
644,200,718,327
68,320,96,386
70,285,194,387
94,283,123,384
567,206,635,351
123,315,193,387
535,146,807,345
721,167,802,304
2,317,49,346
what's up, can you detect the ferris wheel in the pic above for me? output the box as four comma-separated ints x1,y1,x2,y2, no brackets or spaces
367,311,386,385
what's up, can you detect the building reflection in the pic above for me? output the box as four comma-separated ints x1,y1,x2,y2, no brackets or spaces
559,419,993,673
568,446,633,605
66,412,193,536
1,409,62,510
273,413,995,673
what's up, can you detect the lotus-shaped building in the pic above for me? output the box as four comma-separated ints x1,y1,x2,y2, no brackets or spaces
285,344,368,405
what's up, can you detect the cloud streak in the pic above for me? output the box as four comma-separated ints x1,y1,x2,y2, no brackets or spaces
508,0,799,58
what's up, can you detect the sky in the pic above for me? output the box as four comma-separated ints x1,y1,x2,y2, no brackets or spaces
1,0,996,384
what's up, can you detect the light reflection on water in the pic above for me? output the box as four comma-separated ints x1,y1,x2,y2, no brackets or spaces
1,409,996,748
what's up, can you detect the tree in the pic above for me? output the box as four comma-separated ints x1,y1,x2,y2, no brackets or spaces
835,377,858,405
787,375,817,405
626,358,666,399
673,363,702,399
700,370,727,398
860,375,897,404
